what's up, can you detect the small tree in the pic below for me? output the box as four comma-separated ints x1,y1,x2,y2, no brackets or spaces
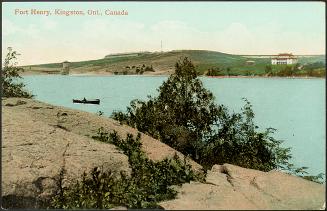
153,58,220,159
117,58,219,159
206,67,222,76
265,65,272,75
2,47,33,98
226,67,231,76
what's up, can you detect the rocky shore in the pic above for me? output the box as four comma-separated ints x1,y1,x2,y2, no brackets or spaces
2,98,325,209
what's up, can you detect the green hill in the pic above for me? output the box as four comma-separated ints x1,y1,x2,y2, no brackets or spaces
23,50,325,76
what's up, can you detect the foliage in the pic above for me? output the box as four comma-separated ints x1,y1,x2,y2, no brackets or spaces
270,62,326,77
2,47,33,98
303,61,325,70
112,57,324,183
301,173,325,184
113,58,282,171
206,67,223,76
144,65,155,72
265,65,272,75
136,64,154,75
51,129,203,209
96,110,104,116
272,65,297,77
197,99,283,171
307,68,326,77
226,67,231,75
115,58,220,161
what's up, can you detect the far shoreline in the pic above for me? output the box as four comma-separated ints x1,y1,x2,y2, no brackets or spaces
21,72,325,79
204,75,325,79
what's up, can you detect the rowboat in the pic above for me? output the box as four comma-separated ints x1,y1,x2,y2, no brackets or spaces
73,98,100,105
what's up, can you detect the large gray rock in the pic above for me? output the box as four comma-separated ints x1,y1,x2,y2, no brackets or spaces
160,164,325,210
2,98,131,208
2,98,202,209
3,98,202,172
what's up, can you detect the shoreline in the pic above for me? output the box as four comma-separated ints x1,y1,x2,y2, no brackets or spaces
204,75,325,79
22,72,325,79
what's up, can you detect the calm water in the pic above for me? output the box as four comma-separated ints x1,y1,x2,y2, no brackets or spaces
23,75,325,177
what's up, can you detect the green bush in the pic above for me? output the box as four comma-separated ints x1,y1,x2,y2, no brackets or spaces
144,65,155,72
271,62,326,77
2,47,33,98
303,61,325,70
50,130,203,209
198,99,297,171
111,58,323,182
206,67,223,76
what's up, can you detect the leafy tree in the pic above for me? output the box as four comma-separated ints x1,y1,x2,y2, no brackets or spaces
114,58,220,160
226,67,231,76
303,62,325,70
275,65,297,77
112,58,323,182
247,70,252,76
265,65,272,75
199,99,293,171
294,63,301,71
206,67,222,76
206,69,213,76
2,47,33,98
307,68,314,77
144,65,155,72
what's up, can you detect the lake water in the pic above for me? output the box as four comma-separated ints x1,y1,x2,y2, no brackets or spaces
23,75,325,177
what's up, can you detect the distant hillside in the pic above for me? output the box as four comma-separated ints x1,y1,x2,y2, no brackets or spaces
22,50,326,76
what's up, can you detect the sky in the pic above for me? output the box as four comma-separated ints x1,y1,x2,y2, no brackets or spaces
2,1,326,66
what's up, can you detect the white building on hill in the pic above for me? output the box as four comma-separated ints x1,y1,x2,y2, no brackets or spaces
271,53,297,65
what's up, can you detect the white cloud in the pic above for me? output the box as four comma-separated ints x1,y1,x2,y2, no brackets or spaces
2,19,20,36
149,20,210,51
41,17,58,30
209,22,255,54
25,24,42,39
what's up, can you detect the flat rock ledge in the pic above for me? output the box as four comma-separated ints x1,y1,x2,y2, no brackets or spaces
159,164,325,210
